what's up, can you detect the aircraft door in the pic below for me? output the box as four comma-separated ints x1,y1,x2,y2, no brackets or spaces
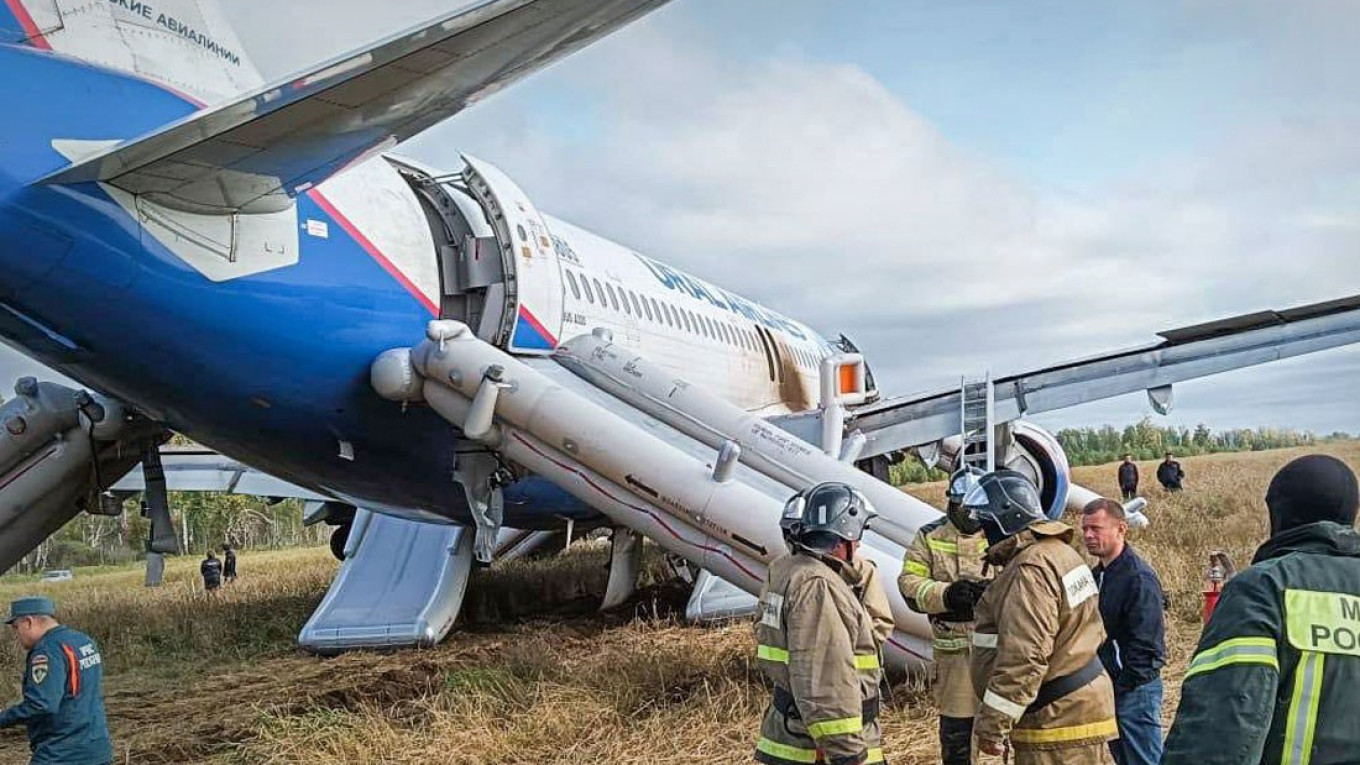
461,155,563,354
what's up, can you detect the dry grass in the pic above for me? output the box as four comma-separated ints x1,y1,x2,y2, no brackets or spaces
0,443,1355,764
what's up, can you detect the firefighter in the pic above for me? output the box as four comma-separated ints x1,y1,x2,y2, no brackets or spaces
0,597,113,765
898,467,991,765
754,482,886,765
965,470,1117,764
1162,454,1360,764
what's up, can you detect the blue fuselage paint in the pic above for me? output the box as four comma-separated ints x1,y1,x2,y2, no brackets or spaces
0,43,594,527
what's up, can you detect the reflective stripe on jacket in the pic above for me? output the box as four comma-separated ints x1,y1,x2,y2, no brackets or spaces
1163,521,1360,765
970,520,1116,751
755,551,885,765
897,516,990,717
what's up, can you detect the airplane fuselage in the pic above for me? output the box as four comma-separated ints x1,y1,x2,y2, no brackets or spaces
0,42,839,528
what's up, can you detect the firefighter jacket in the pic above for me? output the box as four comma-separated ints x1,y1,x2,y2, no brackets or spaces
847,553,895,652
755,551,885,765
970,520,1117,752
0,625,112,765
1163,521,1360,765
897,516,990,717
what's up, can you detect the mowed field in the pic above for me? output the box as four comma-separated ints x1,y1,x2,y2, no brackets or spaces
0,442,1355,764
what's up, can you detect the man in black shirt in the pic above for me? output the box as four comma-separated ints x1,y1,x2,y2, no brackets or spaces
1081,498,1166,765
1117,455,1139,500
222,544,237,584
200,551,222,593
1156,453,1184,492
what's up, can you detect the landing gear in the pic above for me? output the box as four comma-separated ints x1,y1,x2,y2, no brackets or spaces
329,522,351,561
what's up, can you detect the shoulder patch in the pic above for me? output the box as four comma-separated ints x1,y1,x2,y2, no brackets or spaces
759,592,785,629
29,653,49,685
1062,565,1099,609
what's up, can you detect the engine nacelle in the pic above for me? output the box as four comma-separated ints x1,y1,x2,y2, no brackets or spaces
915,421,1071,519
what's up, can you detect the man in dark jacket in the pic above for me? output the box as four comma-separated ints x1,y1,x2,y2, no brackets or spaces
222,544,237,584
200,551,223,592
1163,454,1360,765
1082,498,1166,765
0,597,113,765
1156,454,1184,492
1117,455,1139,500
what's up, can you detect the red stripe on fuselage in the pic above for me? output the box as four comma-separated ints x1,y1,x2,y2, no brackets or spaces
309,190,438,317
5,0,51,49
517,305,558,346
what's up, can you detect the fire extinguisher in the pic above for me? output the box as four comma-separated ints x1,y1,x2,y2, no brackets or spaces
1203,550,1236,623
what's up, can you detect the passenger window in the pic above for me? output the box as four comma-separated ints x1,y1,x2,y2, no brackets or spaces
582,277,595,304
606,283,620,311
621,289,633,315
682,310,694,333
649,298,663,323
630,292,644,316
643,297,655,321
664,304,675,328
593,279,606,307
565,270,581,300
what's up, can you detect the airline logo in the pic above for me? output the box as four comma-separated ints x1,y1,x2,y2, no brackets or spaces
633,253,808,340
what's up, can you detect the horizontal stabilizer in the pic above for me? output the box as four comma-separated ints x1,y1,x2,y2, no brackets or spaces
40,0,670,214
851,293,1360,457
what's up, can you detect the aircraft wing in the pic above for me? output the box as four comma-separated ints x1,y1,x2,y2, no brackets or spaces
39,0,669,214
849,294,1360,459
110,447,329,500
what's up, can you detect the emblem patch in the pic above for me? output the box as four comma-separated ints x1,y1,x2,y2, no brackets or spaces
29,654,48,685
1062,565,1099,609
759,592,785,629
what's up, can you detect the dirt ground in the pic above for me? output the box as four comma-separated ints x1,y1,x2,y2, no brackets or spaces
0,442,1354,763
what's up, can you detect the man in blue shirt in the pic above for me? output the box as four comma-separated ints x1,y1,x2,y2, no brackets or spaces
0,597,113,765
1081,498,1166,765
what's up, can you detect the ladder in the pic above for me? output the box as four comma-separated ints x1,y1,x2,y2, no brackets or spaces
960,374,995,473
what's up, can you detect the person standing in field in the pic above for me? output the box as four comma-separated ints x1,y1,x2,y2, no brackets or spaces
1081,498,1166,765
1156,453,1184,492
898,467,991,765
0,597,113,765
966,470,1117,764
753,483,886,765
1118,455,1139,501
1163,454,1360,764
200,550,223,593
222,544,237,584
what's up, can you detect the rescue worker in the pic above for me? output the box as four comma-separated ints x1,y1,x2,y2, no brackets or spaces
0,597,113,765
898,467,991,765
1163,454,1360,764
200,550,222,592
965,470,1116,764
754,482,886,765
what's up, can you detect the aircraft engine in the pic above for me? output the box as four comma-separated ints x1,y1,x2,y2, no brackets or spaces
916,421,1071,519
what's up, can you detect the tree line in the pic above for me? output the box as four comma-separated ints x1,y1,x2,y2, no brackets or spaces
15,493,328,574
889,419,1343,485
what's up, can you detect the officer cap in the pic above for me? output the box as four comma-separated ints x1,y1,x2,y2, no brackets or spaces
5,596,55,624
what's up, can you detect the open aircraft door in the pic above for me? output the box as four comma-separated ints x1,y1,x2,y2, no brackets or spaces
461,155,563,354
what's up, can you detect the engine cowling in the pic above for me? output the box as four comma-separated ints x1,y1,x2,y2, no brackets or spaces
915,421,1071,519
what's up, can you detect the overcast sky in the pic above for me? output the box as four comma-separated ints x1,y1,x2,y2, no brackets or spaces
9,1,1360,434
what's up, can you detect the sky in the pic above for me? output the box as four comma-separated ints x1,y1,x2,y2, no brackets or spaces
8,0,1360,435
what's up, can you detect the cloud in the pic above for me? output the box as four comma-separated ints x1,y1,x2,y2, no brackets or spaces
407,19,1360,430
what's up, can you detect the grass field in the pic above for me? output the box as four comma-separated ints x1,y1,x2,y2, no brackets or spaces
0,443,1355,764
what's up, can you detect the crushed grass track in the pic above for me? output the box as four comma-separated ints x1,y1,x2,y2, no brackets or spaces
0,443,1355,763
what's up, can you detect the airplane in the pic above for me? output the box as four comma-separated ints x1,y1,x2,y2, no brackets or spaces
2,0,1359,665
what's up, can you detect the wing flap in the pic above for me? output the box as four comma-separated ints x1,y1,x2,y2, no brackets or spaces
851,294,1360,457
40,0,670,214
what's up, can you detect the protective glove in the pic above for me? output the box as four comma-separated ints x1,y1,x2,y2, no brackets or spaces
943,579,988,616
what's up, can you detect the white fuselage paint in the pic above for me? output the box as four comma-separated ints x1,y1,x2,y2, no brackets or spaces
537,214,838,415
